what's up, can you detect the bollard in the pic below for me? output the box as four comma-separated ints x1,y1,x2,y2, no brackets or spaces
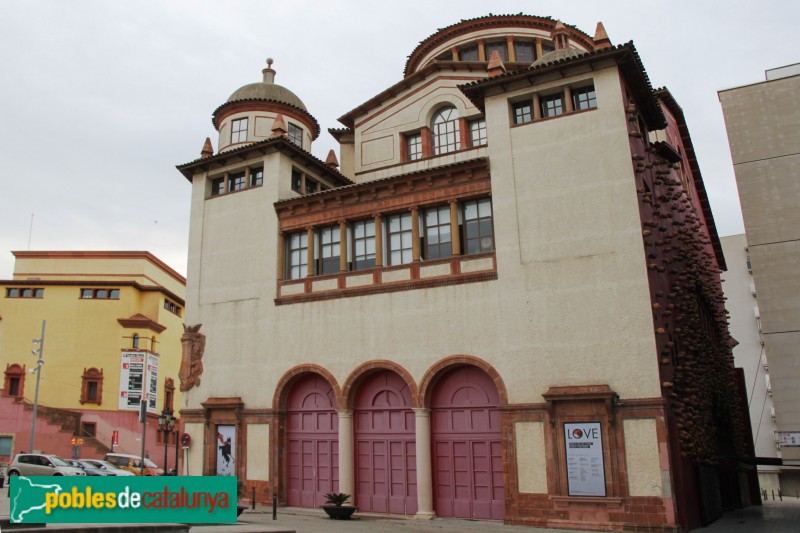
252,487,255,510
779,490,783,501
772,490,775,501
272,494,277,520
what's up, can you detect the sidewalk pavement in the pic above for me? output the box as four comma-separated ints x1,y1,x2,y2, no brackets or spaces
3,484,800,532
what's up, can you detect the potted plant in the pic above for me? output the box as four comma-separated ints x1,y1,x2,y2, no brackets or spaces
321,492,356,520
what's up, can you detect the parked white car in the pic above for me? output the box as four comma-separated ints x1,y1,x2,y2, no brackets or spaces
7,454,86,476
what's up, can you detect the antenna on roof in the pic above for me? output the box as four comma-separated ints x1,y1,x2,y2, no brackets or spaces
28,213,34,250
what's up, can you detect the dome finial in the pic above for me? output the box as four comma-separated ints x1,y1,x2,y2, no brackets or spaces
263,58,276,84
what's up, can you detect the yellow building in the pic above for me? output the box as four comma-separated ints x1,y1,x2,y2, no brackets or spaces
0,251,185,471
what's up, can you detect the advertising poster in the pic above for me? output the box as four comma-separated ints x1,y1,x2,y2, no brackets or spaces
216,425,236,476
118,351,158,413
118,352,145,410
564,422,606,497
146,353,159,412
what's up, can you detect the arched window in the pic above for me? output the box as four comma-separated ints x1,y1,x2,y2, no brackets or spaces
432,107,460,155
132,334,139,349
80,367,104,405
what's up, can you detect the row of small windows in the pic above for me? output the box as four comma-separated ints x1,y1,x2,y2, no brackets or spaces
6,288,44,298
284,198,494,279
291,168,330,195
404,107,487,162
164,298,182,316
81,288,120,299
512,84,597,125
438,38,556,64
230,118,304,148
211,166,264,197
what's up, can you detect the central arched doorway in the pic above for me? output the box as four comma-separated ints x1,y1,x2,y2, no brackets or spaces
286,373,338,508
431,365,504,520
354,370,417,514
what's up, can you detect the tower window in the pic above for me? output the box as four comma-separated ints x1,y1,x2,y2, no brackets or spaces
485,42,508,61
231,118,248,143
512,101,533,124
469,119,487,146
405,132,422,161
288,123,303,148
541,93,564,118
572,85,597,110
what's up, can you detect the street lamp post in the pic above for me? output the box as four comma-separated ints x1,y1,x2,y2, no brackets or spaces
29,320,46,452
158,409,175,475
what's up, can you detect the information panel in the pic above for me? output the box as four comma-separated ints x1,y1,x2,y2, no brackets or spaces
777,432,800,447
564,422,606,497
118,351,158,413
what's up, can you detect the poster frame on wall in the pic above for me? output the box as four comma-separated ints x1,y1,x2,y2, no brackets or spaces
216,425,236,476
563,421,606,497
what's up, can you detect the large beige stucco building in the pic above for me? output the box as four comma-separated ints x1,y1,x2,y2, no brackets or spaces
719,63,800,494
177,15,755,531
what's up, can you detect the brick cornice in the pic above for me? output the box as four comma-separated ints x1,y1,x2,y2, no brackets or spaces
275,157,490,231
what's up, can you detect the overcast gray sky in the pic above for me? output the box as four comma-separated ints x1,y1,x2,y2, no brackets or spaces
1,0,797,279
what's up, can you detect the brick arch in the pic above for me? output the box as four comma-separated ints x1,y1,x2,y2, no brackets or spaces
342,360,419,409
418,355,508,407
272,364,343,411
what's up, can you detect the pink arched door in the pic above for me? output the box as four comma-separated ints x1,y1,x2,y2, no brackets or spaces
354,370,417,514
286,374,338,508
431,366,504,520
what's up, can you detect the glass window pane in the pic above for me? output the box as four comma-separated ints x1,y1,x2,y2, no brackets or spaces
479,219,493,238
465,202,478,220
428,232,439,245
365,221,375,237
390,216,400,232
366,239,375,254
467,240,480,254
478,199,492,217
401,232,412,248
356,241,365,255
391,234,401,249
466,220,478,238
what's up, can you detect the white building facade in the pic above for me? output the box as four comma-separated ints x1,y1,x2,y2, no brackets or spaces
177,15,754,532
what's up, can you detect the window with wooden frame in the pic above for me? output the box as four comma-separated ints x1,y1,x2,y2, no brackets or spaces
211,177,225,196
514,41,534,63
250,166,264,187
231,118,248,143
459,45,478,61
80,368,103,405
288,123,303,147
541,92,565,118
132,333,140,349
405,132,422,161
432,107,460,155
463,198,494,254
286,232,309,279
485,41,508,61
424,205,452,260
387,212,413,265
469,119,487,147
4,363,25,399
228,171,246,192
512,100,533,124
317,225,341,275
572,85,597,110
164,298,181,316
291,168,303,193
352,219,376,270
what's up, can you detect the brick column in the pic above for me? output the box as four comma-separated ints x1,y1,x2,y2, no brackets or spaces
564,86,574,113
477,40,486,62
244,167,250,188
458,118,469,150
450,47,458,61
533,94,542,120
306,227,315,277
449,200,461,256
506,36,516,62
276,233,285,280
420,128,432,158
374,214,383,267
535,38,543,59
411,207,421,262
337,409,354,499
339,221,348,272
414,408,435,519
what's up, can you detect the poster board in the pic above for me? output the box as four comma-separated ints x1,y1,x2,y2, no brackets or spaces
564,422,606,497
118,351,158,413
216,425,236,476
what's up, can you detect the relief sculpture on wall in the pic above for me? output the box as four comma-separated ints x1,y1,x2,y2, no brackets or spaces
179,323,206,391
